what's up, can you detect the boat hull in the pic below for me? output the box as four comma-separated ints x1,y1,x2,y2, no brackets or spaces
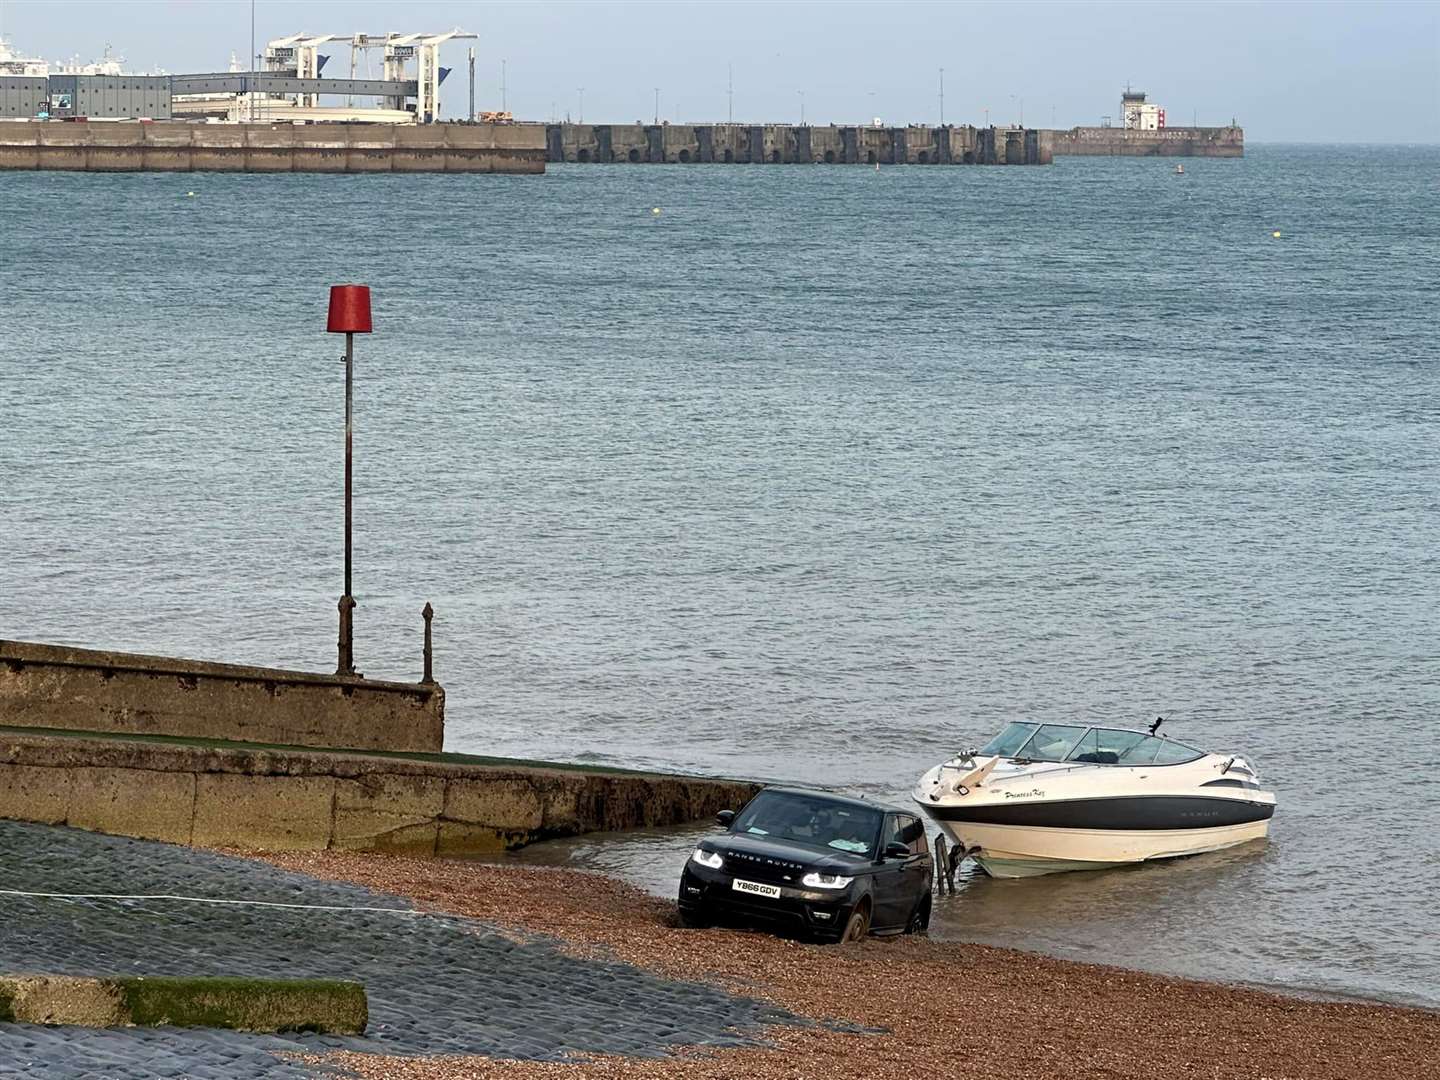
935,817,1271,878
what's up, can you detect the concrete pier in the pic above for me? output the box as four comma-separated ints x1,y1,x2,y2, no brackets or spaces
1049,125,1243,157
546,122,1050,165
546,121,1244,164
0,120,547,173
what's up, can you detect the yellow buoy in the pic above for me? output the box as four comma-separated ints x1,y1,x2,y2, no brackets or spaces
186,191,197,197
1271,230,1281,238
652,207,661,215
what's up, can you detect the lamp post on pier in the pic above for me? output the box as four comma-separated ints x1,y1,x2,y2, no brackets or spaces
326,284,373,677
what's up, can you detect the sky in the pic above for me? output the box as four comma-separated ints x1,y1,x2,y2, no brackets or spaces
2,0,1436,142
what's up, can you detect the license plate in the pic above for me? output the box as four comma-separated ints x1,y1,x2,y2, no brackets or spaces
732,878,782,899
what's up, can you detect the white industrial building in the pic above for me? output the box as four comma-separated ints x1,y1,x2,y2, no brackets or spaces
1120,88,1165,131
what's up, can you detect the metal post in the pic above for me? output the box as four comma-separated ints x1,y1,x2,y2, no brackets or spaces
421,602,434,683
338,330,355,675
468,47,475,121
337,595,355,675
933,831,949,893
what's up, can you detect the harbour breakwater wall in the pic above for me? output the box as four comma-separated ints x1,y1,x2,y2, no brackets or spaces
0,727,761,854
0,120,546,173
546,122,1050,165
0,640,443,754
1050,125,1243,157
546,122,1245,164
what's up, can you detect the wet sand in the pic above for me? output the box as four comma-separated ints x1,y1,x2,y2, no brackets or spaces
261,851,1440,1080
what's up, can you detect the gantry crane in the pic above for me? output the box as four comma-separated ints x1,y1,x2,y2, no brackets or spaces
261,28,476,121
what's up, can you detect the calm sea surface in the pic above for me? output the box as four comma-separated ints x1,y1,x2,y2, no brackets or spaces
2,146,1437,1008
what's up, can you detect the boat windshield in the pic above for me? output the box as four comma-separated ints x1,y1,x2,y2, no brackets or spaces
1067,728,1204,765
979,722,1038,757
1015,724,1089,762
979,723,1206,766
1067,727,1150,763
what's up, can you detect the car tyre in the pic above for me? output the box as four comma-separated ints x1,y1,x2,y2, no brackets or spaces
840,901,871,944
676,906,711,930
905,895,931,935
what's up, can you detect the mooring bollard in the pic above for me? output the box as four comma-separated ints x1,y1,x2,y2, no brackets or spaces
421,602,434,684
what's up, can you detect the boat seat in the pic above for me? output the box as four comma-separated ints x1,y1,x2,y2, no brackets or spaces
1072,751,1120,764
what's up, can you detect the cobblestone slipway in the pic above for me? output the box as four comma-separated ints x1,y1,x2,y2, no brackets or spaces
0,821,796,1078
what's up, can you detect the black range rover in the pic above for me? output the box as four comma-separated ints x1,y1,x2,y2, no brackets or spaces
677,786,933,943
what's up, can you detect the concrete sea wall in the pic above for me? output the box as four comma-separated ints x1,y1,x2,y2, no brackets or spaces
0,640,443,754
0,120,546,173
1050,125,1243,157
546,122,1050,165
0,727,760,854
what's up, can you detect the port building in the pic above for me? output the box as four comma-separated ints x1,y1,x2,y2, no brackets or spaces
1120,88,1165,131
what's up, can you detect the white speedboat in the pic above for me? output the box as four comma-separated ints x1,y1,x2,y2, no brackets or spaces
913,719,1275,878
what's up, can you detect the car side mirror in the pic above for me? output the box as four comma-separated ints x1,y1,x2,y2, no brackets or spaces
884,841,911,860
715,810,735,828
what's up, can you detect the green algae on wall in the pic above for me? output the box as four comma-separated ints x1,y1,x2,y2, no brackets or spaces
0,974,367,1034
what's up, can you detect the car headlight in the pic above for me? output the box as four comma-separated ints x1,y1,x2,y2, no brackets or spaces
690,848,724,870
801,871,853,890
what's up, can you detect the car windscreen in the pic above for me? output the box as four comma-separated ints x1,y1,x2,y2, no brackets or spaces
732,792,881,857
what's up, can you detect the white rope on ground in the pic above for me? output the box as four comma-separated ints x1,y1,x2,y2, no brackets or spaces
0,887,449,917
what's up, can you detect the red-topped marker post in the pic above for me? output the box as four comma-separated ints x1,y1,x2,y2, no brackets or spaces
327,284,373,676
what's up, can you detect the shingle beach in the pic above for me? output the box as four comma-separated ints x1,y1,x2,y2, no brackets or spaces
2,819,1434,1079
266,849,1439,1080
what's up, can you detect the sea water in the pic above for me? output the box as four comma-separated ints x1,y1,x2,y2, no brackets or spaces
1,145,1437,1007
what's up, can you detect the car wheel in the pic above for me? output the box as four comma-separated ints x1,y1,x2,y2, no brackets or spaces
905,895,931,935
676,906,711,930
840,901,871,944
